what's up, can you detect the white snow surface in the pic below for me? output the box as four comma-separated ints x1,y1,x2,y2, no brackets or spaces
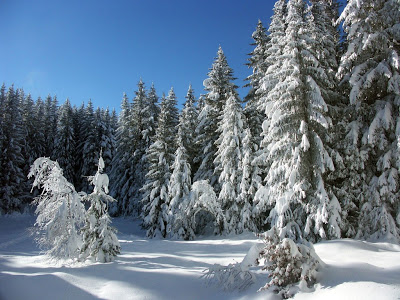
1,214,400,300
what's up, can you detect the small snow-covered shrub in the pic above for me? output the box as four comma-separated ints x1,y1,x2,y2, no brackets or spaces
203,262,257,292
259,228,322,298
173,180,226,240
203,243,263,291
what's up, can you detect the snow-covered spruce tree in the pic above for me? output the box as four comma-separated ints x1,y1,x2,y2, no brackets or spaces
28,158,86,259
109,93,134,215
0,86,27,213
167,129,192,239
128,79,149,214
33,97,47,158
52,99,76,184
194,47,238,192
101,108,116,175
338,0,400,241
240,128,260,233
180,84,199,173
80,151,120,263
244,20,270,147
142,83,160,147
141,89,178,238
71,103,86,190
80,100,98,192
214,93,247,234
43,94,58,158
252,0,287,231
21,93,39,167
254,0,340,242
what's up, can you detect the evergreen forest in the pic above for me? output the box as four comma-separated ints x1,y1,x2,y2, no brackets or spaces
1,0,400,244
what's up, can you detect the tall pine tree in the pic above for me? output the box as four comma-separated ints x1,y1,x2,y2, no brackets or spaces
195,47,238,191
338,0,400,241
255,0,340,242
141,88,178,238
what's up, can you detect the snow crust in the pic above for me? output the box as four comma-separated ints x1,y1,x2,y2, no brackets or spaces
1,215,400,300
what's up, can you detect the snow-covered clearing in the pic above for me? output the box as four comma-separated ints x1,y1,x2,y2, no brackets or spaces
0,215,399,300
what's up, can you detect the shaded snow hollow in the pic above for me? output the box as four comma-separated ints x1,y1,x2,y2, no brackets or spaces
0,215,399,300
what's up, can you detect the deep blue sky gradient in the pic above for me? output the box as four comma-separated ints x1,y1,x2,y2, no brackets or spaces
0,0,345,111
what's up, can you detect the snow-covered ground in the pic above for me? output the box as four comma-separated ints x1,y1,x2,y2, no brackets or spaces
0,215,399,300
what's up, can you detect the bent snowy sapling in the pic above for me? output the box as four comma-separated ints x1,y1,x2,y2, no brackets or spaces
28,157,86,260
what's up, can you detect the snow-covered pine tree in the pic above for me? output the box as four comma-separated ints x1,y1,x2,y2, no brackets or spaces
252,0,287,230
255,0,339,242
110,93,134,215
0,84,6,167
141,88,178,238
240,128,260,233
306,0,350,238
33,97,47,159
142,83,160,147
214,93,247,234
101,108,116,175
338,0,400,241
80,100,98,192
43,94,58,158
80,151,120,263
244,20,270,148
52,99,76,184
71,103,86,190
21,93,45,205
180,84,198,173
194,47,238,191
0,86,26,213
28,157,86,259
21,93,36,167
167,128,192,239
129,79,149,214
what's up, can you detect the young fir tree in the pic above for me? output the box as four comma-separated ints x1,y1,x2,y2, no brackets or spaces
71,103,86,191
52,99,76,184
239,128,260,233
129,79,149,214
141,89,178,238
338,0,400,241
255,0,340,242
28,157,86,259
21,93,36,167
194,47,238,191
180,84,198,173
110,93,134,215
101,108,116,175
214,93,247,234
43,94,58,158
80,151,120,263
167,128,192,239
0,86,26,213
142,83,160,147
80,100,98,192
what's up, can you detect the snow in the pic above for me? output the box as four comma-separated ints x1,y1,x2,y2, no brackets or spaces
1,215,400,300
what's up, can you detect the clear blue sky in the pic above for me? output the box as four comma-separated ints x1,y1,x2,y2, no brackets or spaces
0,0,345,111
